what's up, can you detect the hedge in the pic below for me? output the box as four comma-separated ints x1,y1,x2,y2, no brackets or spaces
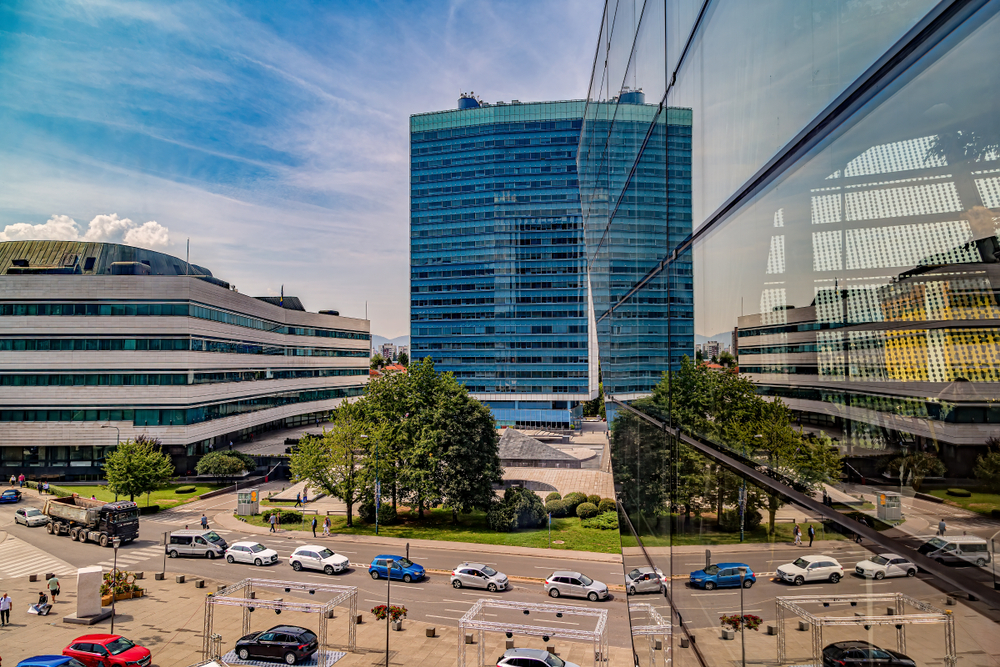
586,494,601,506
545,492,562,503
597,498,616,514
576,502,600,520
545,499,568,518
562,492,587,513
261,508,303,523
717,509,763,533
946,488,971,497
581,511,619,530
175,486,197,494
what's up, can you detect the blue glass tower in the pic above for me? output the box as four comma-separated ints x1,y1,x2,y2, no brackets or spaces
410,96,597,428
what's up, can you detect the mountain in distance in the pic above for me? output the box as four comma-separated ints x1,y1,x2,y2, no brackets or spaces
370,334,410,350
695,332,733,346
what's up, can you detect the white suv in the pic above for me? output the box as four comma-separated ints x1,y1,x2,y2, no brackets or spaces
497,648,578,667
776,555,843,585
451,562,508,591
544,571,609,601
289,545,349,575
854,553,916,579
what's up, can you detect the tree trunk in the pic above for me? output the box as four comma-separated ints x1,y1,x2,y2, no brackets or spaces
418,495,424,519
716,469,724,525
346,500,353,527
767,493,779,535
452,508,459,525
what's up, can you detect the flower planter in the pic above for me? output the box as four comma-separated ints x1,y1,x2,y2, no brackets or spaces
101,590,142,606
391,620,402,631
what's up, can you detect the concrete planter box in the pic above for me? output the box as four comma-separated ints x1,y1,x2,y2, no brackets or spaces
721,629,735,640
100,590,143,606
391,620,402,631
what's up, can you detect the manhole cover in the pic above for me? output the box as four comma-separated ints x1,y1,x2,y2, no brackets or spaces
552,540,565,545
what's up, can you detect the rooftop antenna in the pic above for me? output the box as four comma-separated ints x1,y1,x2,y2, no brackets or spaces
186,238,190,275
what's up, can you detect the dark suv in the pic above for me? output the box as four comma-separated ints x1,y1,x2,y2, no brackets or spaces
235,625,318,665
823,641,915,667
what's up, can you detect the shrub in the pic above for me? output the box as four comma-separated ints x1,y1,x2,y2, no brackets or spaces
597,497,616,514
261,508,303,524
946,488,972,497
545,492,562,503
487,502,517,532
545,499,568,518
359,502,397,525
489,487,546,532
587,494,601,506
582,511,619,530
717,509,762,533
562,492,587,513
576,502,599,519
174,486,196,494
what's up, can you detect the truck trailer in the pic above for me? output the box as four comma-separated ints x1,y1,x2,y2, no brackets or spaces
43,495,139,546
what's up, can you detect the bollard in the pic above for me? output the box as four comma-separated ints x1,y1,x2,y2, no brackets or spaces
355,614,363,624
195,580,205,589
506,640,515,650
767,625,778,636
134,572,144,580
886,608,895,616
547,646,556,654
945,596,956,605
426,628,436,638
465,634,474,645
45,572,54,580
654,639,662,651
722,629,735,640
29,574,38,583
217,584,227,592
175,575,186,584
680,638,689,649
798,621,809,631
154,572,165,580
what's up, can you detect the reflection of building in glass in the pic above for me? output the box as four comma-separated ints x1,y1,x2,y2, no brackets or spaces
410,97,596,428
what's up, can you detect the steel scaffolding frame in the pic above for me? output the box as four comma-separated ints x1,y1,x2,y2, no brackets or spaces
458,599,609,667
776,593,955,667
203,578,358,664
628,603,671,667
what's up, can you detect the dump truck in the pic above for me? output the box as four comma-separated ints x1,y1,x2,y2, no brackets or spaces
42,495,139,546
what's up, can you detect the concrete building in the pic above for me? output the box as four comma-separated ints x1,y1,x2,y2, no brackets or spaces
0,240,369,479
497,428,581,469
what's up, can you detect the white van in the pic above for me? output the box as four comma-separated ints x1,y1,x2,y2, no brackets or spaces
166,529,228,559
918,535,991,566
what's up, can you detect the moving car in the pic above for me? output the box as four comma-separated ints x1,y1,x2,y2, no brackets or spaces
854,553,917,579
918,535,991,567
496,648,578,667
17,657,87,667
822,641,915,667
369,555,425,582
777,555,844,585
544,571,609,601
626,566,664,595
226,541,279,566
15,507,49,527
166,529,228,559
234,625,318,665
0,489,23,503
451,562,508,591
289,545,349,574
63,635,151,667
688,563,755,590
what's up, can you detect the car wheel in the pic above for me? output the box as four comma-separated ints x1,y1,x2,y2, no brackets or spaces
874,571,885,580
549,588,560,598
169,550,179,558
906,569,916,577
284,652,297,665
794,576,804,586
487,583,498,592
370,569,379,579
78,530,88,543
238,649,250,661
45,522,54,534
69,528,79,540
829,573,841,584
292,561,302,571
255,558,264,567
628,587,636,596
743,579,753,589
99,534,109,548
206,551,215,559
403,574,412,583
704,581,716,591
227,555,235,563
325,565,334,575
588,592,599,602
453,580,462,589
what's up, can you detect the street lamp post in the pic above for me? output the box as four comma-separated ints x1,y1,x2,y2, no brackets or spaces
111,537,122,633
385,558,393,667
738,567,747,667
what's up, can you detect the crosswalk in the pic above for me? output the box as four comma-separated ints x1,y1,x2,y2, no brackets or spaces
149,507,227,527
0,534,78,581
92,544,166,571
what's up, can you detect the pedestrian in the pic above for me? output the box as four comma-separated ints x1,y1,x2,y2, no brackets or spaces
201,514,208,530
938,518,946,536
8,475,14,487
269,513,277,533
18,474,25,488
808,524,815,548
90,495,96,500
47,575,60,603
302,489,308,504
43,482,49,494
793,523,801,546
311,516,317,538
0,592,11,626
323,516,331,537
294,492,301,508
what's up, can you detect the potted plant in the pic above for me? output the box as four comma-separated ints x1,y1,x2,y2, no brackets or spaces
720,613,762,639
371,604,408,630
100,570,143,605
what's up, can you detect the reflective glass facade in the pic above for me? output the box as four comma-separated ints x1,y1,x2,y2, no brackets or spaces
581,2,1000,666
410,100,597,428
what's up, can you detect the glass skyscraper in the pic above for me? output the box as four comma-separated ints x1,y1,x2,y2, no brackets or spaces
410,97,597,428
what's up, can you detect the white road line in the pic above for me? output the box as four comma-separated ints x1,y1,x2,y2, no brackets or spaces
426,614,461,621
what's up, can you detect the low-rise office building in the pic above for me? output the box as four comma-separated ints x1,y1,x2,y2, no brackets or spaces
0,240,370,479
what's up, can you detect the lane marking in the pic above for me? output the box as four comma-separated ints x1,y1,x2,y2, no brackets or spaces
426,614,460,621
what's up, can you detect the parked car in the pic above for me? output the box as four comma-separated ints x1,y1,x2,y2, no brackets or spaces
17,657,87,667
626,566,664,595
822,641,915,667
0,489,23,503
63,635,151,667
234,625,318,665
451,562,508,591
289,545,349,574
496,647,578,667
854,553,917,579
226,541,279,566
777,555,844,585
918,536,991,567
543,571,609,601
689,562,756,590
368,555,425,582
14,507,49,527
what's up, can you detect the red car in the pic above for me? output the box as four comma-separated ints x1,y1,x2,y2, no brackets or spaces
63,635,151,667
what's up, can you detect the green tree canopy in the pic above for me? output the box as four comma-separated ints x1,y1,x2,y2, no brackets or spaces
104,435,174,503
370,353,385,370
397,351,409,366
195,450,252,481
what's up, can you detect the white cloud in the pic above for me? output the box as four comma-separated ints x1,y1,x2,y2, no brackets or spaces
0,213,170,250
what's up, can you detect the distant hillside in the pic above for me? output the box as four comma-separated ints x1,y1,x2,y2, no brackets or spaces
370,334,410,350
695,332,733,346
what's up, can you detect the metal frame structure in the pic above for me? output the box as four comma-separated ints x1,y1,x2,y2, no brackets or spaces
203,578,358,664
628,603,670,667
458,599,609,667
776,594,956,667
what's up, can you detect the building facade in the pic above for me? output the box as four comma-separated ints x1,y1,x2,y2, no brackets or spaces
410,97,598,429
0,240,369,479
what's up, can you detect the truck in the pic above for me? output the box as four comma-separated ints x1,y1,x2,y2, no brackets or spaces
42,495,139,546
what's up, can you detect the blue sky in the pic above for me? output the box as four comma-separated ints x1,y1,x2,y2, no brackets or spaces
0,0,601,338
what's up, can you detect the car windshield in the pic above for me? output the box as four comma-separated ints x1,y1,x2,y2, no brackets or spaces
792,558,811,569
865,649,892,659
248,544,266,553
703,565,719,575
317,548,335,559
205,531,224,543
481,566,498,576
26,508,42,516
105,638,135,655
579,574,594,586
870,555,890,565
545,654,566,667
395,558,413,568
927,537,947,549
628,568,642,579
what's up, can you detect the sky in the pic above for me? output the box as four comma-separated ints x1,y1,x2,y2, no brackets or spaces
0,0,602,338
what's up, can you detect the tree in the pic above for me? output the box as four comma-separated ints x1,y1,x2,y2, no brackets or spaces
104,435,174,504
718,351,736,367
974,448,1000,493
884,452,946,491
397,351,409,366
583,382,606,419
195,450,252,482
290,403,365,526
370,353,385,370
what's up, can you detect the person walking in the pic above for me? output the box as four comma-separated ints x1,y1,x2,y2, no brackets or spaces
808,524,816,548
793,523,801,546
200,514,208,530
8,475,14,487
311,516,317,538
47,575,60,603
294,492,301,508
322,516,331,537
17,474,25,488
302,489,308,504
0,592,11,626
938,519,946,536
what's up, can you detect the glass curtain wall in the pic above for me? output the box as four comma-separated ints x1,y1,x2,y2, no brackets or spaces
581,2,1000,667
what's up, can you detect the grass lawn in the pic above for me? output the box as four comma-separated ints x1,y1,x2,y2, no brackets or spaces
48,483,227,510
927,488,1000,516
620,519,848,548
240,507,622,554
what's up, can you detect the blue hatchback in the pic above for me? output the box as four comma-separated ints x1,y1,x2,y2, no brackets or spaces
18,657,86,667
369,554,425,583
689,562,756,590
0,489,22,503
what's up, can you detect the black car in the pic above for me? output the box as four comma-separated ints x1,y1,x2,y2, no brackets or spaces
234,625,318,665
823,641,915,667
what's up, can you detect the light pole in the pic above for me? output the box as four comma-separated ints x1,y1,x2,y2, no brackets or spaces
110,536,122,633
385,558,393,667
738,567,747,667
